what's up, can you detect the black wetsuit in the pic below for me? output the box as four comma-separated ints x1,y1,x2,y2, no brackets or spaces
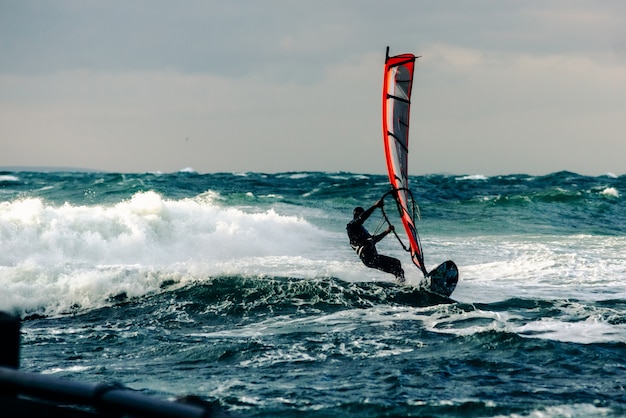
346,204,405,280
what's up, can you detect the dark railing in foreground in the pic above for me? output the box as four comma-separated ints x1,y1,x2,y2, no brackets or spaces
0,312,234,418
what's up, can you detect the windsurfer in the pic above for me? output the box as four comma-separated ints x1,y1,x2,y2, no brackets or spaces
347,199,405,283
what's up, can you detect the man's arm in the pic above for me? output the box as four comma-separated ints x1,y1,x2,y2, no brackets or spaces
356,199,384,224
372,225,394,243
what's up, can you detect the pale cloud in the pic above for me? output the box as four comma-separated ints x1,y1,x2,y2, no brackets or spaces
414,43,626,174
0,62,378,173
1,1,625,175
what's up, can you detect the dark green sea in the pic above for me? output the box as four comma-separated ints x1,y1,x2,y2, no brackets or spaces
1,170,625,417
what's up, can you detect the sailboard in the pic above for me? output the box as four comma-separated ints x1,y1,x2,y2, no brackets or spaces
381,46,458,297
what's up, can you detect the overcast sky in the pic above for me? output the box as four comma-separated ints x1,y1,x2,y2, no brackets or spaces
1,1,625,175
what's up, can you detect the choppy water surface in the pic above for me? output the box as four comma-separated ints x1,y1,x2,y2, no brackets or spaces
1,170,625,416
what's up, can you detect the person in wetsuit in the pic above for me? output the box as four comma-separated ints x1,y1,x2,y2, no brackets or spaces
346,199,405,283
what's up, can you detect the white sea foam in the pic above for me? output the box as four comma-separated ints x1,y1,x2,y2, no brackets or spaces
455,174,488,181
600,187,620,198
497,403,613,418
41,365,93,375
0,175,20,182
0,191,329,315
414,298,626,344
515,316,626,344
284,173,310,180
439,234,626,303
413,233,626,344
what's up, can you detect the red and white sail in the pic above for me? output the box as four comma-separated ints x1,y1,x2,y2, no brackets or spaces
381,47,427,275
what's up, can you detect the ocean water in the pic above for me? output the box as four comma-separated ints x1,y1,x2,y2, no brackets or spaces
1,170,625,417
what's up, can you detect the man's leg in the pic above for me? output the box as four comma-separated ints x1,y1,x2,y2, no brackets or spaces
368,254,405,282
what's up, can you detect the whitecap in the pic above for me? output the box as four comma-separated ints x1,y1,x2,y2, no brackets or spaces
0,175,20,182
455,174,488,181
41,365,93,375
600,187,620,198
